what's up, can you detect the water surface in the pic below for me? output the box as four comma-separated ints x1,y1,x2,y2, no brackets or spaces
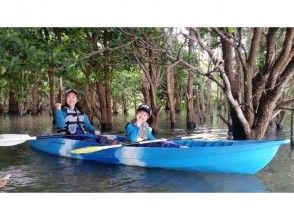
0,113,292,192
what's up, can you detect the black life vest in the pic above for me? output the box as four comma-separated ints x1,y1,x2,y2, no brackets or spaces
59,106,87,134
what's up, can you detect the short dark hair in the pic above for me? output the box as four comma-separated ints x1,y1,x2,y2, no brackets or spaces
137,104,152,117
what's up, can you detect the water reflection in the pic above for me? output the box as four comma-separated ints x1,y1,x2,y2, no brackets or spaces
0,113,292,192
1,151,268,192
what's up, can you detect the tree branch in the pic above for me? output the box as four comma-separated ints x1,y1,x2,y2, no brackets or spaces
209,28,238,48
217,113,232,131
275,58,294,89
267,28,294,89
234,28,248,74
265,28,278,69
165,53,224,88
277,98,294,109
192,28,251,134
247,28,262,68
251,28,281,109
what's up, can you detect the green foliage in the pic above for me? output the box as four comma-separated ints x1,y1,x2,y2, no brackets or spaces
111,68,142,105
1,27,291,119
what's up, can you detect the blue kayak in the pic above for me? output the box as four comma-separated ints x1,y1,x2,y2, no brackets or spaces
29,134,290,174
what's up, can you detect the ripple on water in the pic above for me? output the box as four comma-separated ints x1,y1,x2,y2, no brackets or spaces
0,114,293,192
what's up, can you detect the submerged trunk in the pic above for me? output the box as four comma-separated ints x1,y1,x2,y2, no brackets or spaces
48,70,55,117
84,85,101,123
103,29,113,131
31,70,42,115
275,110,286,131
146,83,161,133
96,81,109,132
174,74,182,114
186,28,196,129
8,89,19,115
166,64,176,128
136,48,162,133
207,78,213,122
122,95,128,116
112,99,119,115
195,88,206,126
230,106,248,140
165,28,177,129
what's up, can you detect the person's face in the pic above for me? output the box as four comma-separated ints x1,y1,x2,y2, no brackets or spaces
136,110,149,124
66,92,78,108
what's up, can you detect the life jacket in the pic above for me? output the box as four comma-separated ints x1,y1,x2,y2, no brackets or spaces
125,120,150,142
59,106,87,134
138,122,150,140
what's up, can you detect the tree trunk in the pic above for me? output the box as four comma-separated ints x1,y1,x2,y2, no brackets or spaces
186,28,196,129
103,29,112,131
135,48,162,133
0,103,3,114
58,76,64,103
86,29,112,131
122,95,128,116
83,88,94,122
275,93,287,131
165,28,177,129
8,89,19,115
195,88,206,126
174,71,182,113
171,27,294,139
48,70,55,117
166,62,176,128
83,85,100,123
199,88,206,125
96,80,109,132
18,70,27,116
206,78,213,122
31,70,41,115
229,106,248,139
275,110,286,131
148,83,161,133
112,99,119,115
234,45,243,104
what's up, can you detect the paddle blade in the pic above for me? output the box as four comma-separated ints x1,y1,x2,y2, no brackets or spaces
0,134,36,146
71,144,122,154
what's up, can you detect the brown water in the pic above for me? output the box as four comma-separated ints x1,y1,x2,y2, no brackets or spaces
0,112,293,192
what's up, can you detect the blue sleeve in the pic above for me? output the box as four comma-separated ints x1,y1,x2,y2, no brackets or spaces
55,109,66,129
83,115,95,134
147,127,156,140
125,123,138,143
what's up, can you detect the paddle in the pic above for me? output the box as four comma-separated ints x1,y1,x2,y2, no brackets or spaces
0,134,37,146
0,133,98,147
70,134,216,154
70,138,168,154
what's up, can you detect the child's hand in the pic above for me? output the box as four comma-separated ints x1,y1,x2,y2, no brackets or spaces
94,130,101,135
137,137,144,142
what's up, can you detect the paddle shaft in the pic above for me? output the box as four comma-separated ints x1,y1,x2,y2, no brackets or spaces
71,136,210,154
70,138,169,154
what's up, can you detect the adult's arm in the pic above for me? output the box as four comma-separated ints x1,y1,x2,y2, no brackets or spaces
54,109,66,129
83,115,95,134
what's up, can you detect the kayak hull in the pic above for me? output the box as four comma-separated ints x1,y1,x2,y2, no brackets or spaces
29,136,289,174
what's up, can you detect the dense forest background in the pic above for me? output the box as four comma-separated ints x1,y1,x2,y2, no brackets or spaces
0,28,293,140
